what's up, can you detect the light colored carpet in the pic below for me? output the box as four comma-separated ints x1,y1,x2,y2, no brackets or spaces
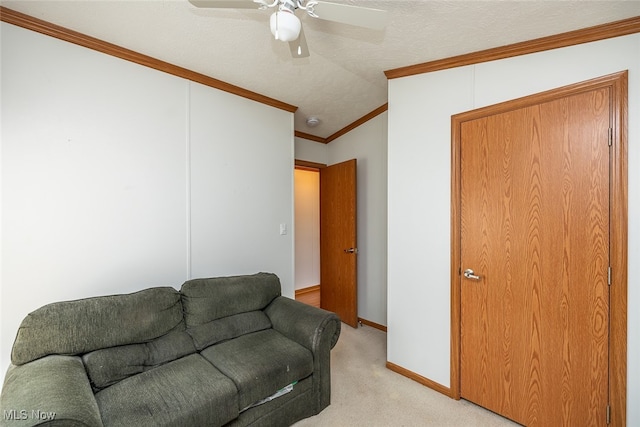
294,324,520,426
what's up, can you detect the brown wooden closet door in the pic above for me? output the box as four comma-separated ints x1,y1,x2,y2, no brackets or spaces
459,88,610,426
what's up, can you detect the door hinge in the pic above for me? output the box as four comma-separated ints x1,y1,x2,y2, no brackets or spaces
608,266,612,286
606,404,611,424
608,127,613,146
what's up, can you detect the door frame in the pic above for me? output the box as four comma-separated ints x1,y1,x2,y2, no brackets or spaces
295,159,327,171
450,71,628,424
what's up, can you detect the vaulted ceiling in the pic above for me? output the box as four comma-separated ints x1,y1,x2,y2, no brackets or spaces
2,1,639,139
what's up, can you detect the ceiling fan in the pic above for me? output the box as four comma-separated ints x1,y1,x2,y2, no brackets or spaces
188,0,388,58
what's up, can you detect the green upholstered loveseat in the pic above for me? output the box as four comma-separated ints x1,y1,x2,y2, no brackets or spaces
0,273,341,427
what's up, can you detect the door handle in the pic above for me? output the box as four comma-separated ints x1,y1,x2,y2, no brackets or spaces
344,248,358,254
463,268,481,281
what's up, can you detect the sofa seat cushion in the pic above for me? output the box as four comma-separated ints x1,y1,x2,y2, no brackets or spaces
201,329,313,411
95,354,238,427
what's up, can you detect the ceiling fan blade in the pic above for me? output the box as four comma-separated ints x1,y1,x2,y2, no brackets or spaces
188,0,261,9
289,26,310,58
310,1,388,30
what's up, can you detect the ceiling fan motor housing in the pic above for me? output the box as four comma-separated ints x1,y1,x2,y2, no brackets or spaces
270,9,301,41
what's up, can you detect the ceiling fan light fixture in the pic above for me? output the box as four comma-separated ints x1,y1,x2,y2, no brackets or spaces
270,10,301,42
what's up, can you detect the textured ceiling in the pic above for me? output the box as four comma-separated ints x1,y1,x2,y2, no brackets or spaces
2,0,639,138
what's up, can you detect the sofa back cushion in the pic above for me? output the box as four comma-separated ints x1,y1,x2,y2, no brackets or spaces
187,311,272,351
180,272,281,327
181,273,281,349
11,287,184,365
82,330,197,391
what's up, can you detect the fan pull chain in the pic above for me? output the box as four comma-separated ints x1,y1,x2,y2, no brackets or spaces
274,11,279,40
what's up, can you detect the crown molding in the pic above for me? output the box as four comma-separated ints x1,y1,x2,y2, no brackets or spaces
325,103,388,143
385,16,640,79
296,104,388,144
0,6,298,113
294,131,327,144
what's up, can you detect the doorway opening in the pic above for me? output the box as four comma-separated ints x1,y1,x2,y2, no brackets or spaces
294,158,359,327
294,161,323,308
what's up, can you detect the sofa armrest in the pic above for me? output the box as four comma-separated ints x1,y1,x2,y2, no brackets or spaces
264,296,341,354
264,296,341,414
1,355,103,427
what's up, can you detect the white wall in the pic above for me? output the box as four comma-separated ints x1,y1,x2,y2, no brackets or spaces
328,113,388,326
387,34,640,424
1,22,294,381
189,82,294,286
294,137,328,165
388,68,472,387
294,113,389,326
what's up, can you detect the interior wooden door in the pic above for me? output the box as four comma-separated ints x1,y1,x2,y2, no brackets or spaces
320,159,358,327
458,87,611,425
